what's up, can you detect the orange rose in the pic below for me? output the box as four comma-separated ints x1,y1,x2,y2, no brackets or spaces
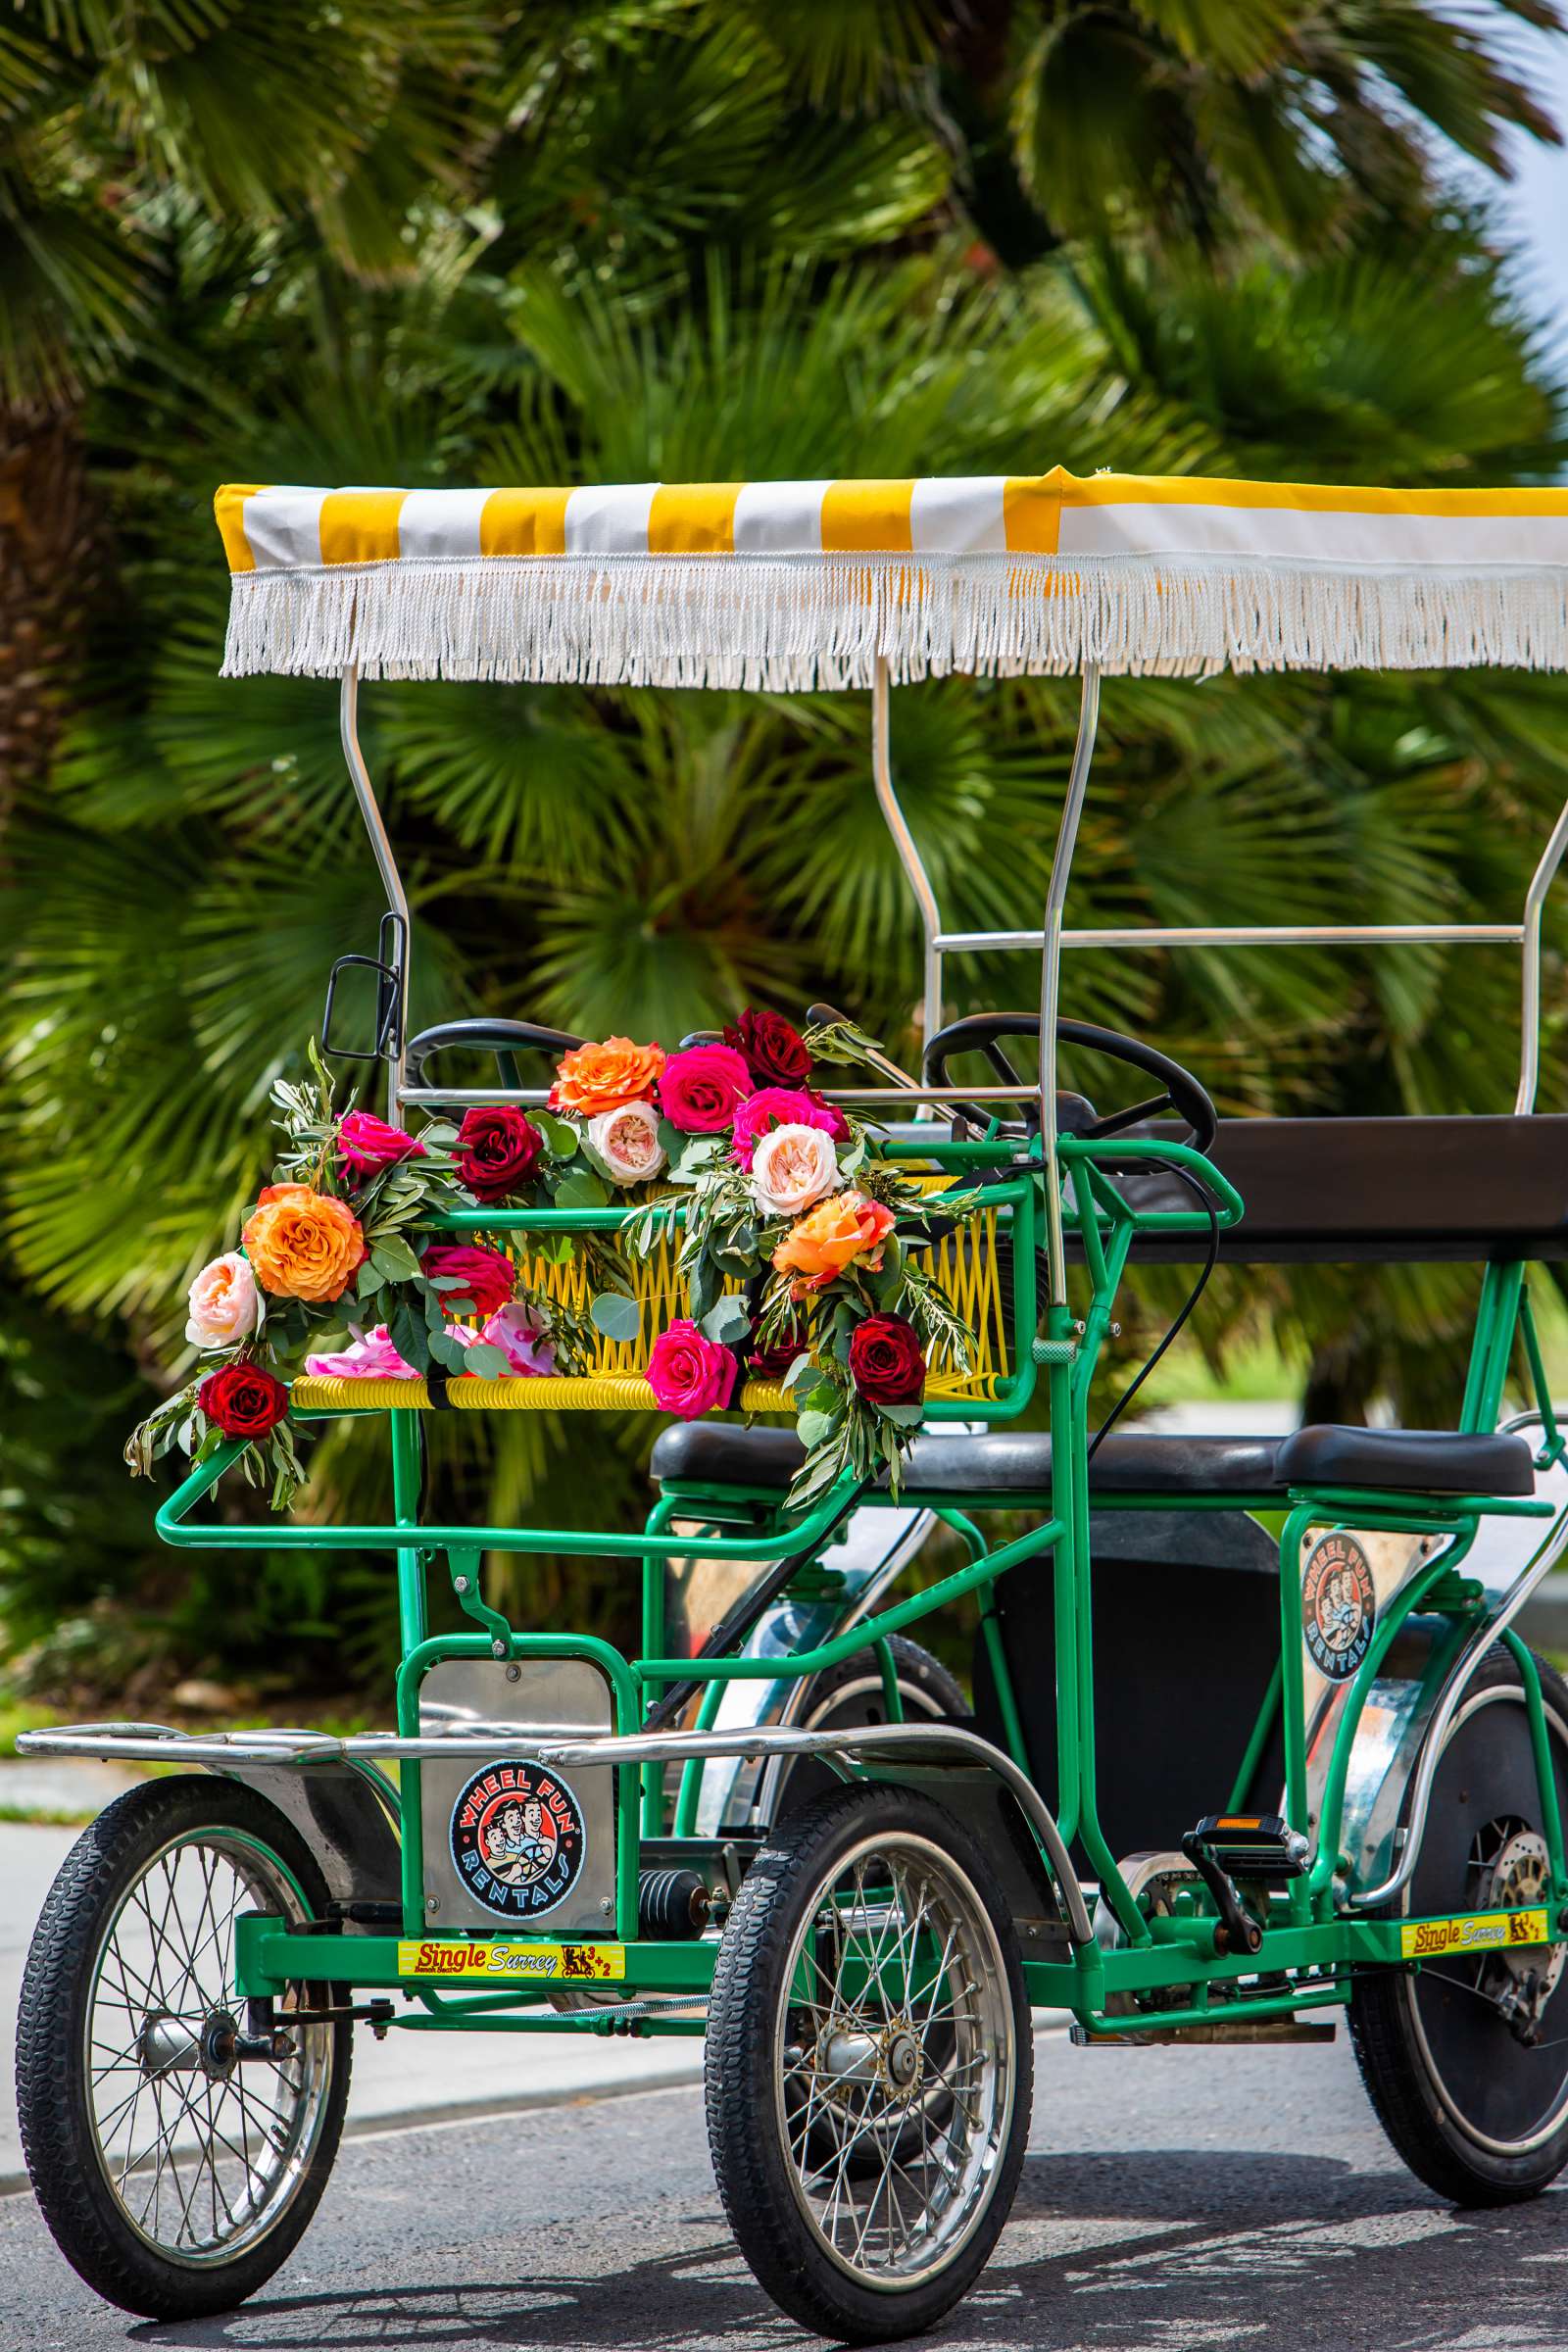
550,1036,665,1118
241,1183,366,1303
771,1190,897,1292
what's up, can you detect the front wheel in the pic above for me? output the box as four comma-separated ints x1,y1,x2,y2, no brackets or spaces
1350,1645,1568,2203
16,1774,351,2319
705,1783,1031,2342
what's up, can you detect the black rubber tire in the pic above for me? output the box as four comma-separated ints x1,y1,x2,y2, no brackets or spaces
706,1782,1032,2342
16,1774,351,2319
768,1638,967,1826
1349,1644,1568,2205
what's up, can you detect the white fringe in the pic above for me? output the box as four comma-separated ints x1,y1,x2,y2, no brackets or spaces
220,553,1568,685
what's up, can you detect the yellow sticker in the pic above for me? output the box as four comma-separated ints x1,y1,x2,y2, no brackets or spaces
1399,1907,1550,1960
396,1939,627,1983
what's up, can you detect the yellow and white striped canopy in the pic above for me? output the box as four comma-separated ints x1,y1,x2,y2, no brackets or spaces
215,469,1568,687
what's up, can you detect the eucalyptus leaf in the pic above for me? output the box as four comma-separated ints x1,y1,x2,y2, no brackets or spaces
369,1233,421,1283
533,1109,579,1157
795,1407,841,1449
700,1294,752,1345
427,1328,471,1372
555,1168,611,1211
876,1401,925,1427
590,1291,643,1343
463,1342,513,1379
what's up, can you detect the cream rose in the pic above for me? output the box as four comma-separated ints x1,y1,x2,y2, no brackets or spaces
586,1099,666,1186
185,1251,262,1349
752,1122,840,1219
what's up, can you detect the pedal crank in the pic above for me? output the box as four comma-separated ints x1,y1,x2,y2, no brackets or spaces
1181,1814,1310,1957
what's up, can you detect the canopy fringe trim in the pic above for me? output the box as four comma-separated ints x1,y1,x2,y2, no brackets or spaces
221,552,1568,684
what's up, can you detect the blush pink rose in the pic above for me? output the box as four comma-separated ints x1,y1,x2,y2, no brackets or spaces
586,1100,666,1185
729,1087,849,1168
305,1324,421,1380
751,1122,840,1218
478,1300,557,1377
185,1252,261,1350
647,1318,739,1417
658,1043,753,1134
336,1110,426,1177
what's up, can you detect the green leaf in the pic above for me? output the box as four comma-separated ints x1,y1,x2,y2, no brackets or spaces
533,1109,579,1157
368,1232,421,1283
427,1328,472,1372
700,1294,752,1345
463,1341,513,1379
388,1297,432,1377
555,1168,612,1210
590,1291,643,1343
876,1401,925,1428
781,1353,817,1393
687,1253,721,1323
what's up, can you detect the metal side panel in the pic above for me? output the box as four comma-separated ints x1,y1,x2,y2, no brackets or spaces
417,1656,616,1935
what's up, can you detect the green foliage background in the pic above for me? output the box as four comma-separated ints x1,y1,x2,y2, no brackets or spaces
3,0,1568,1705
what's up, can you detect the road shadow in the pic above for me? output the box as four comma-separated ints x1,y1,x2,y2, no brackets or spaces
122,2148,1568,2352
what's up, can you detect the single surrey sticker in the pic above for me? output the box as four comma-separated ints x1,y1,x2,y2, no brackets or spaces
1300,1531,1376,1683
449,1760,587,1921
396,1939,625,1981
1399,1907,1549,1960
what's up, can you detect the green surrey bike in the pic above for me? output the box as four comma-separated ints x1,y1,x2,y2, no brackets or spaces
18,466,1568,2340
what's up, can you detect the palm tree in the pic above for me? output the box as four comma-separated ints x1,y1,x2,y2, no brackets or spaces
3,2,1565,1700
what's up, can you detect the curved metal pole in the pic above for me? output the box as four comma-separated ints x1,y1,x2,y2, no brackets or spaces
1040,667,1102,1306
871,657,944,1047
1515,788,1568,1113
340,663,412,1118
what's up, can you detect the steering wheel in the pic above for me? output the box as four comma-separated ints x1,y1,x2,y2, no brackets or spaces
923,1010,1218,1157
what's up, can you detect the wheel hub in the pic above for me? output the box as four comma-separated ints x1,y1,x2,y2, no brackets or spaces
1475,1828,1566,2043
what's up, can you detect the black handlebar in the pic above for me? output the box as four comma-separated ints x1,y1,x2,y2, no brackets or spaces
405,1017,584,1093
923,1010,1217,1157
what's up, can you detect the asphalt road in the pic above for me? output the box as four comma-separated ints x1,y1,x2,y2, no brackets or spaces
4,2030,1564,2352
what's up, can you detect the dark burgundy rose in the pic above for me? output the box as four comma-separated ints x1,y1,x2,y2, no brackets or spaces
847,1313,926,1405
456,1104,544,1202
748,1319,811,1381
723,1006,812,1089
198,1361,289,1440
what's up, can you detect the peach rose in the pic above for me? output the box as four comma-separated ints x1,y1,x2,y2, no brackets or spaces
242,1182,366,1303
551,1036,665,1118
771,1190,897,1292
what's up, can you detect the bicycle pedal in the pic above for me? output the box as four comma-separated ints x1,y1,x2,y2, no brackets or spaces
1189,1814,1311,1880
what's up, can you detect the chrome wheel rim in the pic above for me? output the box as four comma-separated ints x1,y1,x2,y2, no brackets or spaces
774,1831,1013,2292
83,1829,335,2266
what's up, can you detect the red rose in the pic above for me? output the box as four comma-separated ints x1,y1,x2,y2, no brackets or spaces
748,1318,811,1380
420,1243,516,1321
847,1314,926,1405
724,1007,812,1088
198,1361,289,1441
456,1105,544,1203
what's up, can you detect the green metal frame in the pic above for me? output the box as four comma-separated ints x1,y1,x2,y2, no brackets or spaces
147,1127,1568,2037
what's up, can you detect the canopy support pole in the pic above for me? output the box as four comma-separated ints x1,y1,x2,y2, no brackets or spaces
1516,787,1568,1114
340,664,412,1120
871,658,943,1048
1040,667,1102,1309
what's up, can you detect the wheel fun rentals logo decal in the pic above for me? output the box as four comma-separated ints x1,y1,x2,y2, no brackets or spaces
449,1760,586,1921
1300,1532,1376,1682
1399,1907,1549,1959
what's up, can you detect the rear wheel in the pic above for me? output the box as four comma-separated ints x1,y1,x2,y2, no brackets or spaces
1350,1645,1568,2203
706,1783,1030,2342
761,1638,966,1827
16,1775,350,2319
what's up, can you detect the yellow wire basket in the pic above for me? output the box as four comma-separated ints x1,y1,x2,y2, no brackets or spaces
291,1184,1014,1414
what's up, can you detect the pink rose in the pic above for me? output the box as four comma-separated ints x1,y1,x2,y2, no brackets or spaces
185,1252,261,1350
305,1324,420,1380
478,1300,557,1377
586,1100,666,1185
647,1318,739,1417
337,1110,426,1177
752,1122,840,1218
730,1087,849,1168
658,1043,753,1134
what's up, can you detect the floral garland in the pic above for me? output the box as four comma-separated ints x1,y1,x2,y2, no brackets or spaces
127,1011,976,1512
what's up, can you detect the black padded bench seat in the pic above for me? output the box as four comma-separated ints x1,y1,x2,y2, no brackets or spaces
651,1422,1535,1498
1120,1113,1568,1264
